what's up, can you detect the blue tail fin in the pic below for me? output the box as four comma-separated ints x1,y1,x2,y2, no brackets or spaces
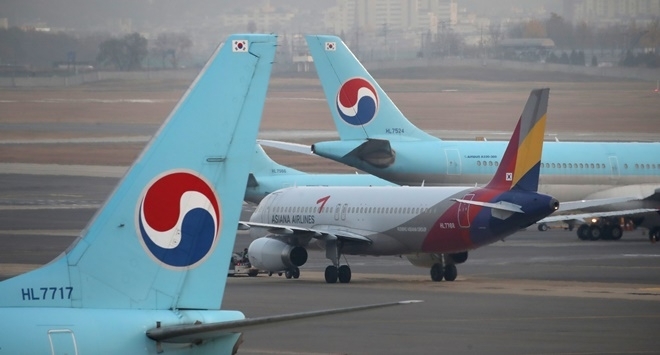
0,34,277,310
306,35,435,142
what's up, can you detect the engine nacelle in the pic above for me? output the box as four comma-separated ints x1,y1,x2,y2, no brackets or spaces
449,251,468,264
248,237,308,272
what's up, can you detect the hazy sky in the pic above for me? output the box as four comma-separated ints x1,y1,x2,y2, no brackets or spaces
1,0,563,30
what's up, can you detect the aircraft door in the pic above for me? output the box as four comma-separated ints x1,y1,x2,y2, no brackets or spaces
341,204,348,221
444,149,461,175
334,203,341,221
48,329,78,355
608,156,620,183
457,193,475,228
263,191,282,223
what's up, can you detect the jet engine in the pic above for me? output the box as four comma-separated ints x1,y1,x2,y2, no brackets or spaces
248,237,308,271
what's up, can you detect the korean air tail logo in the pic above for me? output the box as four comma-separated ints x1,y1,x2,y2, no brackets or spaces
137,171,221,268
336,77,379,126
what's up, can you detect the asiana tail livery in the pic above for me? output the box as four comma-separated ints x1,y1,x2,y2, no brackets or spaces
0,34,417,355
295,35,660,242
243,88,560,283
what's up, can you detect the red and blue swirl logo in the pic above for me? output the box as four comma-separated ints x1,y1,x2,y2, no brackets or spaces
137,171,221,268
336,77,379,126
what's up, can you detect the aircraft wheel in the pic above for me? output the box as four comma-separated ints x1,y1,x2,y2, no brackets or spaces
292,267,300,279
649,227,660,243
430,263,444,282
537,223,549,231
588,225,602,240
285,270,293,279
324,265,338,284
338,265,351,283
577,224,590,240
248,269,259,277
610,225,623,240
443,264,457,281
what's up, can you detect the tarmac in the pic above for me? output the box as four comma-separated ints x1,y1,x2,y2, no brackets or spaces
0,77,658,354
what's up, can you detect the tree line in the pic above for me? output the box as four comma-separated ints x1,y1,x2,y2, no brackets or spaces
0,28,192,73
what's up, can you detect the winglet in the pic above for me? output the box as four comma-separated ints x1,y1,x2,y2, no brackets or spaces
486,88,549,192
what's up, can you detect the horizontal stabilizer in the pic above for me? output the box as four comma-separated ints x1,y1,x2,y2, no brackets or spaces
147,300,423,343
451,198,524,213
257,139,313,155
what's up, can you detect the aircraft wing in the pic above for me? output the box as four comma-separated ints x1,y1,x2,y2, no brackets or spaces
539,208,659,223
239,221,373,244
257,139,313,155
555,196,642,213
147,300,421,344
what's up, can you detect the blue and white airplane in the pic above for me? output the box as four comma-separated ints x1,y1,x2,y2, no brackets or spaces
0,34,415,354
265,34,660,242
245,143,394,204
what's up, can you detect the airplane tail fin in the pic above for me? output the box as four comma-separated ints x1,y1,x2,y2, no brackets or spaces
250,144,304,178
0,34,277,310
306,35,435,142
485,88,549,192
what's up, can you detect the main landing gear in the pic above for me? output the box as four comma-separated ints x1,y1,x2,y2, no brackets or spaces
430,263,457,282
430,253,464,282
284,267,300,279
324,239,351,284
576,220,623,241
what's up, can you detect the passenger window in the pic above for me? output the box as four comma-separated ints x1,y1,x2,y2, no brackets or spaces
477,161,481,166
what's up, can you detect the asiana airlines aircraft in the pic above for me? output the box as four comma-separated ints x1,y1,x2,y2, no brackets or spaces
243,88,568,283
263,35,660,242
0,34,417,355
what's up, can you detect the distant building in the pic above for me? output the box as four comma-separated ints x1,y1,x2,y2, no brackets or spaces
563,0,660,26
497,38,555,62
328,0,457,35
0,18,8,29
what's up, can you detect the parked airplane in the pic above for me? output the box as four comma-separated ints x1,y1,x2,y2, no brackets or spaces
0,34,416,354
267,34,660,242
245,143,394,204
243,88,560,283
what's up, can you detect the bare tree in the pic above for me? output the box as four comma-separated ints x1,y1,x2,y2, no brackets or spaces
97,32,148,71
487,23,503,47
154,32,192,69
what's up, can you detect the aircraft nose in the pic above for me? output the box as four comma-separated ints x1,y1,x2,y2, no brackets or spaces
550,198,560,211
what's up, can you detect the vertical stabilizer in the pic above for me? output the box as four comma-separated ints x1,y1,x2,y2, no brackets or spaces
250,144,304,176
486,88,549,192
0,34,277,311
306,35,435,142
